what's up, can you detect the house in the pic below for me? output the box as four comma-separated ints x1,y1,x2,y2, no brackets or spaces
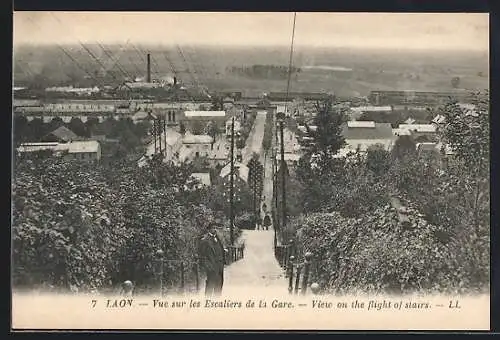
392,128,412,137
132,110,157,124
416,142,440,155
184,111,226,121
220,162,250,183
163,130,183,161
183,111,226,133
17,141,101,162
417,142,456,168
226,119,242,137
223,97,235,111
42,126,80,143
431,114,446,125
17,142,68,155
177,134,214,162
336,121,396,156
349,106,392,120
206,137,229,168
397,124,437,142
185,172,212,190
64,141,101,162
275,153,301,169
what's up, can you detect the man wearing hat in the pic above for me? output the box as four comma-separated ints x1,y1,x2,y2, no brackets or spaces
198,221,226,296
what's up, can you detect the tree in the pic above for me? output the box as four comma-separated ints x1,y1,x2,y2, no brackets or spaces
68,117,89,137
308,98,348,175
210,96,223,111
14,116,29,144
235,138,246,150
247,153,264,220
190,121,205,135
27,118,46,141
206,121,219,149
179,122,186,135
436,91,489,237
366,145,391,176
392,135,416,159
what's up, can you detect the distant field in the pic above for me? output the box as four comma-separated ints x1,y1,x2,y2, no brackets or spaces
13,45,489,97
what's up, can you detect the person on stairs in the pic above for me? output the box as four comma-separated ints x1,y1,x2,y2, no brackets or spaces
198,222,226,296
263,214,271,231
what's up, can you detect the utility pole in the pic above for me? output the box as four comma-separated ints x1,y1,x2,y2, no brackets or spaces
164,113,167,156
158,117,163,154
229,116,235,246
153,118,157,154
279,116,287,234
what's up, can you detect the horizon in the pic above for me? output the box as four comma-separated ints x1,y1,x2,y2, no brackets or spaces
13,12,489,52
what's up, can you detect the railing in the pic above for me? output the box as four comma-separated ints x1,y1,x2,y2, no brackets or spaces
152,258,200,296
275,241,321,296
285,252,315,295
275,239,295,269
227,244,245,264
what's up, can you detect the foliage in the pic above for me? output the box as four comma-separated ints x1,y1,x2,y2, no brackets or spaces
365,145,391,176
12,154,238,293
392,135,416,159
287,93,489,294
292,204,488,295
309,98,347,159
262,111,274,151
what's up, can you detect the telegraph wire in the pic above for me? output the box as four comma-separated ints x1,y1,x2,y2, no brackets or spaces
284,12,297,112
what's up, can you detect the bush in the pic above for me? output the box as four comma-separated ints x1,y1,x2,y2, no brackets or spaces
292,204,489,295
12,156,238,293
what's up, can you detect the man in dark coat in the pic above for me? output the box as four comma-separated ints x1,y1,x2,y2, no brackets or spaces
198,222,226,296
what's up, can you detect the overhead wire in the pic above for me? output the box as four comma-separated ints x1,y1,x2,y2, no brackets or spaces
284,12,297,114
24,16,103,87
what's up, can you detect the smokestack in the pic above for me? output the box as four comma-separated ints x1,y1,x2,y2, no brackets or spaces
173,76,177,86
147,53,151,83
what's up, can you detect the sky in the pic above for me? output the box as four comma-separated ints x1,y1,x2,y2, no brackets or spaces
13,12,489,51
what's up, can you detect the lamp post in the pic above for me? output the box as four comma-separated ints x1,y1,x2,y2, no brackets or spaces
276,111,287,237
156,249,164,296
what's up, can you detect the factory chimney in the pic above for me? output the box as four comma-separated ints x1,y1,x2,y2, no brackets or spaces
147,53,151,83
173,76,177,86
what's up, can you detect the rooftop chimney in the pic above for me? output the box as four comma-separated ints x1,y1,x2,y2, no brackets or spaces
147,53,151,83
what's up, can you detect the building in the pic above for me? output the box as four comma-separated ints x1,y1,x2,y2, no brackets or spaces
45,86,100,96
225,119,242,137
337,121,396,156
42,126,80,143
163,130,183,162
431,114,446,125
64,141,102,162
177,134,214,162
220,162,249,183
397,124,437,142
416,142,456,168
349,106,392,121
132,110,157,124
184,111,226,121
186,172,212,190
17,141,101,162
267,92,332,102
275,153,301,169
17,142,68,155
369,90,474,106
392,128,412,137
